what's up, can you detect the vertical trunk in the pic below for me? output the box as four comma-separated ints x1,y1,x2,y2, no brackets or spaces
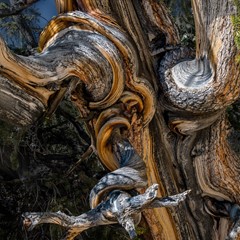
155,0,240,239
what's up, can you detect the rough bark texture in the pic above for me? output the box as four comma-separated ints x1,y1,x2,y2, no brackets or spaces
0,0,240,239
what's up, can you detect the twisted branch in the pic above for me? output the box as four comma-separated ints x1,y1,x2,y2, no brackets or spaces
23,184,190,240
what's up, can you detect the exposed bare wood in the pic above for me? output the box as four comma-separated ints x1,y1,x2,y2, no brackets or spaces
22,184,190,240
193,116,240,202
0,0,239,239
55,0,77,14
90,139,148,208
0,75,45,126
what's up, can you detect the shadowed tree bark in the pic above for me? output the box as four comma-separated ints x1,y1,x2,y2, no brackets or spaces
0,0,240,239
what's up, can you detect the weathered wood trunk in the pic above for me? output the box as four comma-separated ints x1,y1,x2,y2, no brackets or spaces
0,0,240,239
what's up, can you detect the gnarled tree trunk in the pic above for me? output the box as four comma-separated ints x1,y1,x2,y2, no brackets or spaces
0,0,239,239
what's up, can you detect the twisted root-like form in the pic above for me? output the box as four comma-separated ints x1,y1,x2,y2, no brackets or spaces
90,139,148,208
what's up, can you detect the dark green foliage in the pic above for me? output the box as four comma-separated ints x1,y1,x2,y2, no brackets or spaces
227,99,240,157
163,0,195,46
227,100,240,130
0,2,41,51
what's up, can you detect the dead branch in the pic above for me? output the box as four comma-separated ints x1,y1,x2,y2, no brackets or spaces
23,184,190,240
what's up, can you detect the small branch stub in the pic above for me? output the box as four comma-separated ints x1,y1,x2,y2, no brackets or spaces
227,219,240,240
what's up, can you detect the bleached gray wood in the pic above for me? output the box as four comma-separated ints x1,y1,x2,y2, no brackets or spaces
23,184,190,240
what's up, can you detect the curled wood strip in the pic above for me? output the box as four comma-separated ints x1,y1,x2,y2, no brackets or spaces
90,139,146,211
0,27,125,111
96,117,131,171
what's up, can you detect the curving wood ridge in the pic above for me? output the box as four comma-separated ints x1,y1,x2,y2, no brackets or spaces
0,0,239,239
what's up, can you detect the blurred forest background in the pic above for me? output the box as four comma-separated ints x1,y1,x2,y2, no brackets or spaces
0,0,239,239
